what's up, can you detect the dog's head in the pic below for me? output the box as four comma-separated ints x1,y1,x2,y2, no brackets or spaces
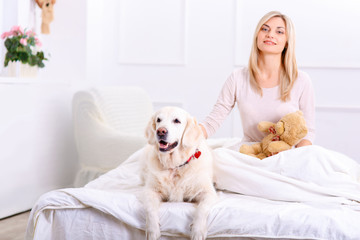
145,107,203,153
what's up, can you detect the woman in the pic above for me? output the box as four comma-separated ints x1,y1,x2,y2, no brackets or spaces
198,11,360,206
200,11,315,148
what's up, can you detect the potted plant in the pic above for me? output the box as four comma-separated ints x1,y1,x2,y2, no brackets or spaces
1,26,48,77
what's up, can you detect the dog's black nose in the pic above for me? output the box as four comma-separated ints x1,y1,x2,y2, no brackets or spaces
157,127,167,137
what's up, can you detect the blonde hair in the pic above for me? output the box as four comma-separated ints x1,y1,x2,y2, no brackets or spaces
248,11,298,101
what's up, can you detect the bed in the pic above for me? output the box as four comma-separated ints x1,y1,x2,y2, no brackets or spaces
25,139,360,240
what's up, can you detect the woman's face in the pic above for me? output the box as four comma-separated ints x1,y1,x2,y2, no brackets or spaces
257,17,287,55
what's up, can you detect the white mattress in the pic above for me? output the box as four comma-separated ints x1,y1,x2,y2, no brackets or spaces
26,141,360,240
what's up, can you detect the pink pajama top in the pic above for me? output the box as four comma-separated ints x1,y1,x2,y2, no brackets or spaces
201,67,316,143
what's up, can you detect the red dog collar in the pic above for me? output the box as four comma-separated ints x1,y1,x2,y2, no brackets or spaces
174,149,201,169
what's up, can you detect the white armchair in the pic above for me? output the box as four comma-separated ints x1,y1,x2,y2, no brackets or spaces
72,86,153,187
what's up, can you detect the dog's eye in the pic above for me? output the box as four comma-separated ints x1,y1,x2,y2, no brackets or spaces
156,118,161,123
173,118,181,124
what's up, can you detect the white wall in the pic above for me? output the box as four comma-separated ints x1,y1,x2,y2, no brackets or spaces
87,0,237,136
0,81,76,218
1,0,360,217
0,0,86,218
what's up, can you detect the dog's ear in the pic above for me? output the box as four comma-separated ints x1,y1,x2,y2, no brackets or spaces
181,117,203,148
145,115,157,145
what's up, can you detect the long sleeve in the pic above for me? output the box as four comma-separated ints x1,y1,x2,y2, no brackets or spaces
201,72,237,138
298,72,316,143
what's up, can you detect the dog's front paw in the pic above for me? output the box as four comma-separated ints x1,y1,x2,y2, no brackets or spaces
146,231,161,240
146,223,161,240
190,231,206,240
190,223,207,240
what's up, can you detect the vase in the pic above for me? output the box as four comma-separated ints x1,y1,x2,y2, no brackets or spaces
7,61,38,78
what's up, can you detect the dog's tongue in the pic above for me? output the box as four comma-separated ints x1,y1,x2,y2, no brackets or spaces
160,142,169,149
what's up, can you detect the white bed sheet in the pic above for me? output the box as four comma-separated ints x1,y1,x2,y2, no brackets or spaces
26,140,360,240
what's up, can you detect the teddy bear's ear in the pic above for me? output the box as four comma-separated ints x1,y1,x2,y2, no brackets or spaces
275,121,285,135
258,121,275,132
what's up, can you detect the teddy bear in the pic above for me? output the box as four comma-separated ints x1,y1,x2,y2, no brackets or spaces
35,0,56,34
239,111,308,159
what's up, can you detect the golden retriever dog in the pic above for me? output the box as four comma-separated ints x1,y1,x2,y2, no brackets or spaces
141,106,217,240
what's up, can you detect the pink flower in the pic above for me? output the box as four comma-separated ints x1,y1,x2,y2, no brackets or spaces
20,38,28,46
10,31,18,36
1,31,10,39
25,30,34,37
35,37,42,47
11,25,24,34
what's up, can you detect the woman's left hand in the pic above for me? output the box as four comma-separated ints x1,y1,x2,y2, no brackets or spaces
296,139,312,148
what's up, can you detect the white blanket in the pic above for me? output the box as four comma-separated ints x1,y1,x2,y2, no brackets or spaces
26,143,360,240
214,145,360,206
